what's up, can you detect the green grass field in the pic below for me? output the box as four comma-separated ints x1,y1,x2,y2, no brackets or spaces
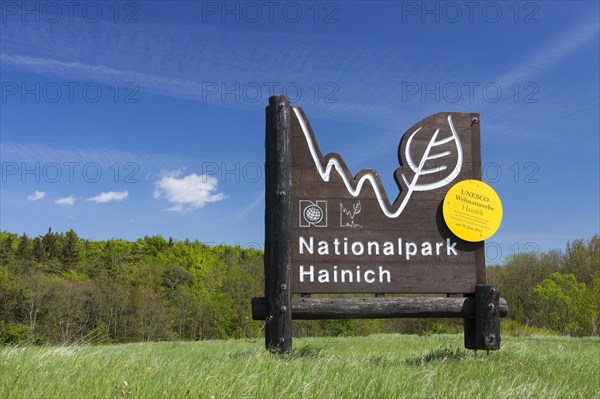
1,334,598,398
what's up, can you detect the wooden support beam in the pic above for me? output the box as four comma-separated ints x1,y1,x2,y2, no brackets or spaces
252,296,508,320
465,285,501,350
263,95,292,353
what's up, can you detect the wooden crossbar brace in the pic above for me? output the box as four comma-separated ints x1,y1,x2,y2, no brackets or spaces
252,295,508,320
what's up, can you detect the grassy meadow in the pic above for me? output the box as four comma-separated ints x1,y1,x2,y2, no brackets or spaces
1,334,599,398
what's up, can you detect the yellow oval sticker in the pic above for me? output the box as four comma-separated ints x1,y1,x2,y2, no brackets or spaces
442,180,502,242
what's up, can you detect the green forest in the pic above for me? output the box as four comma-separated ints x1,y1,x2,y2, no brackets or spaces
0,229,598,344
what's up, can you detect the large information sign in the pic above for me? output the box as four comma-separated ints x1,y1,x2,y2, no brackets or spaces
290,107,485,294
255,95,505,354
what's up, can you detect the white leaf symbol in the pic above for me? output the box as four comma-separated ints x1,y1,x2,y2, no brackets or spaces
396,115,463,214
293,108,463,219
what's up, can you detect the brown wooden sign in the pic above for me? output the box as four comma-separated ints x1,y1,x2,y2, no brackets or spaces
290,107,484,294
254,95,503,354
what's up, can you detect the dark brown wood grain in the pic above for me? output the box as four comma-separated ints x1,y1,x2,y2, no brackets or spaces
289,107,485,294
465,285,501,350
251,296,508,320
470,117,486,285
264,95,292,353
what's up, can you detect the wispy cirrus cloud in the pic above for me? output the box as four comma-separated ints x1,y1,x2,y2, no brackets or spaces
2,9,598,130
236,192,264,220
1,54,206,102
27,191,46,201
0,17,420,125
87,191,129,203
475,14,600,137
0,140,191,173
54,195,75,206
494,14,599,85
153,171,226,212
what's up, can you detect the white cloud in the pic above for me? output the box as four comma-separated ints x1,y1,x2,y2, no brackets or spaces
154,171,226,212
87,191,129,203
54,196,76,206
27,191,46,201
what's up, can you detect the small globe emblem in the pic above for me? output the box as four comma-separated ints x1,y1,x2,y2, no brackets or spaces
304,205,323,224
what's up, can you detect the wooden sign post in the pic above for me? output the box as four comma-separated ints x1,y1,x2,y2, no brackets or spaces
255,94,506,353
264,95,293,353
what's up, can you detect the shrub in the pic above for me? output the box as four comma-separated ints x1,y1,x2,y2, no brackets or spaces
0,321,29,345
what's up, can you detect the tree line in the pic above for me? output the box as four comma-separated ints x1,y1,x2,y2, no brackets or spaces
0,229,598,344
0,228,264,344
488,236,599,336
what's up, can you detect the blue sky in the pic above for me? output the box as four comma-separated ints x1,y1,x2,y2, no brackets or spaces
0,1,598,262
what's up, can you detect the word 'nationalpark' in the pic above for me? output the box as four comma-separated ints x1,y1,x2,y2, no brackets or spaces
299,236,459,260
